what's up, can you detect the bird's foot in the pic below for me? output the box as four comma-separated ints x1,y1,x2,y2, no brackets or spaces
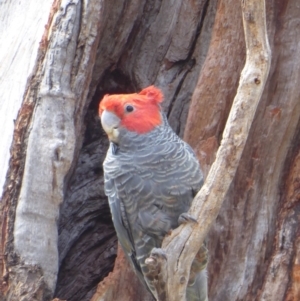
195,244,209,270
188,244,209,286
145,248,168,301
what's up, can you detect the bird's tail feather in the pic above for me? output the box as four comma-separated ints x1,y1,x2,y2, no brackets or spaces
186,269,208,301
186,244,209,301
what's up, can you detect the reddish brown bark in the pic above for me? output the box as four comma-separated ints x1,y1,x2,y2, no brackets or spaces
280,149,300,301
184,0,246,177
91,247,152,301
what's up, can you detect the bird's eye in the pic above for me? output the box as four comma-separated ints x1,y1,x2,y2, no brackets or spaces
125,105,134,113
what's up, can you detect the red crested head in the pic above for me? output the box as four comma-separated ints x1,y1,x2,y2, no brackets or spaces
99,86,164,136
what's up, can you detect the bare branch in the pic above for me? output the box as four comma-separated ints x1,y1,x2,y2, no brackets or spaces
146,0,272,300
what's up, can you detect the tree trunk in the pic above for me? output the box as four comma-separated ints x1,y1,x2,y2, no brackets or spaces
0,0,299,301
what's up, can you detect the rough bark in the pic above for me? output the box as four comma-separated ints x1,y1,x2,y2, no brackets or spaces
0,0,299,301
185,0,300,301
90,246,152,301
184,0,246,177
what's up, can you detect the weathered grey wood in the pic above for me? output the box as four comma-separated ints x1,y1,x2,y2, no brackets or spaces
0,0,54,197
13,0,81,293
89,0,216,137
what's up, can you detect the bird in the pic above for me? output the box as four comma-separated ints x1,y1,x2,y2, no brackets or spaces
99,86,208,301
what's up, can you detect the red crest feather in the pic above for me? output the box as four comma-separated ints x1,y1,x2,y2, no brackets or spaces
99,86,164,134
139,86,164,104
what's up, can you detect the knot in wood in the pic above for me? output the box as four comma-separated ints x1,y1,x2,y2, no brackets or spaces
254,77,261,85
244,11,254,23
180,276,186,284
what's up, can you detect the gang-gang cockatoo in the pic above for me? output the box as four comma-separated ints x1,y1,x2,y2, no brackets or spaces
99,86,208,301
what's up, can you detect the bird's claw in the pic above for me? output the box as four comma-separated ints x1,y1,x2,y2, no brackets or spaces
145,248,167,267
178,213,198,225
151,248,167,260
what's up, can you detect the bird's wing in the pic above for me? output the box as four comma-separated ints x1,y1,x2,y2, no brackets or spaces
134,141,203,235
104,175,148,287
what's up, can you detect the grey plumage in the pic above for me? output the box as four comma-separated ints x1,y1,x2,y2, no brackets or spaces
103,114,207,301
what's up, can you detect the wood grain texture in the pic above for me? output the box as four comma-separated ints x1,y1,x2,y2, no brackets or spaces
0,0,55,197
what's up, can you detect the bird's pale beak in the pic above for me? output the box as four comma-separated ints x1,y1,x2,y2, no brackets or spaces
101,110,121,142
